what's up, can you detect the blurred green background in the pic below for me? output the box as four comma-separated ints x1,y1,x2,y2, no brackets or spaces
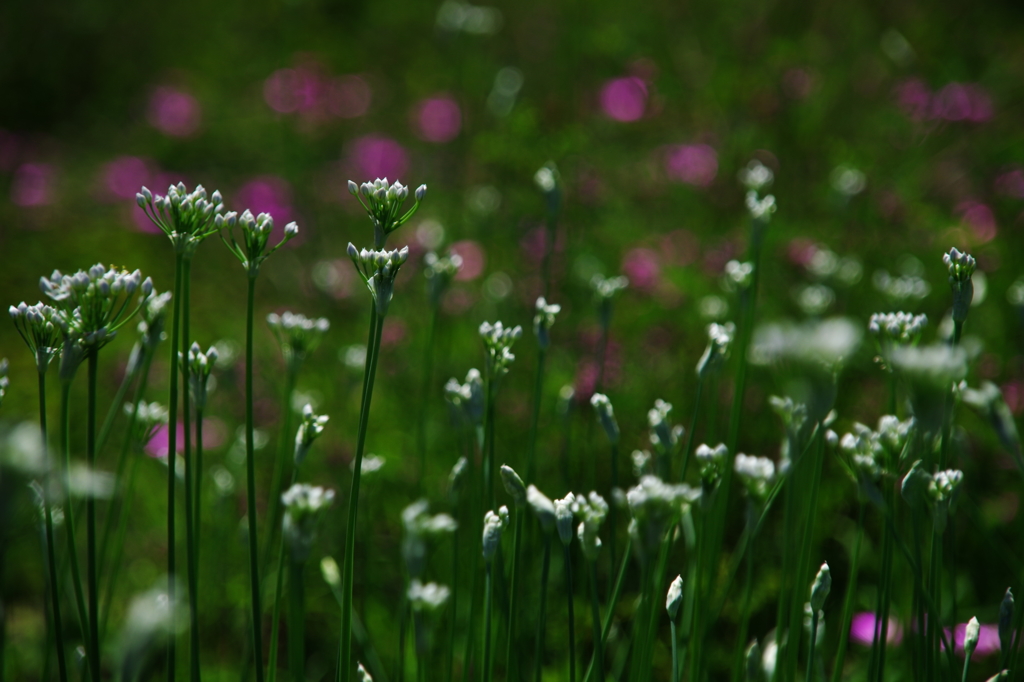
2,0,1024,679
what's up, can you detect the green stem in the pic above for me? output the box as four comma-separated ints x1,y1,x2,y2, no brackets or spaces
506,510,524,681
40,372,69,682
670,620,679,682
484,380,496,512
94,345,137,457
270,469,300,682
582,537,632,682
525,347,547,484
731,506,757,682
245,275,266,682
340,311,385,682
807,609,820,682
831,501,865,682
641,536,672,682
60,382,89,671
289,559,306,682
533,533,551,682
99,451,139,644
266,366,299,572
483,562,495,682
168,253,183,682
195,407,205,579
182,257,201,682
679,378,703,482
609,442,618,575
417,307,439,492
86,350,100,682
564,545,576,682
448,517,460,682
587,560,604,682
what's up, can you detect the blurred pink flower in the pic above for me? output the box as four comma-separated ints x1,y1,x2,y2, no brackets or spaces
956,200,997,243
148,86,201,137
236,176,295,226
995,168,1024,199
146,419,226,458
449,240,486,281
952,622,1000,657
519,226,564,265
11,163,55,206
102,156,151,201
381,318,407,347
850,612,903,646
622,248,661,292
600,77,647,122
414,95,462,143
1003,381,1024,415
896,80,993,123
264,68,318,113
664,144,718,187
895,78,932,122
326,75,372,119
348,135,409,181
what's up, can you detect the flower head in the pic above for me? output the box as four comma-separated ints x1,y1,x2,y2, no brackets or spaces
444,368,485,426
40,265,153,350
590,393,620,445
424,251,463,307
627,475,700,555
734,454,775,500
745,191,777,221
402,499,457,577
479,321,523,380
282,484,336,562
482,506,509,561
665,574,684,620
738,160,774,192
695,443,729,484
348,177,427,248
697,322,735,378
185,342,218,410
944,247,977,323
267,311,329,371
533,297,561,349
573,492,609,561
554,493,576,546
10,301,63,371
347,244,410,317
220,209,298,277
407,580,451,613
527,484,556,533
136,182,227,254
500,464,527,507
294,404,329,466
647,399,681,456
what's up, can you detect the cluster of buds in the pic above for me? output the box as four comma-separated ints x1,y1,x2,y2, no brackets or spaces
479,321,522,380
128,401,169,451
136,183,226,253
573,492,609,561
40,265,153,350
665,575,684,621
809,562,832,612
695,443,729,485
868,312,927,345
534,162,561,214
840,423,885,481
482,506,510,561
590,393,620,445
591,274,629,329
293,404,329,467
631,450,653,477
499,464,527,508
739,158,776,245
723,260,754,292
734,454,776,500
554,493,576,546
447,456,469,505
347,245,410,317
738,160,774,192
697,321,735,378
526,484,556,533
221,210,299,278
532,297,561,349
281,484,336,562
407,579,451,614
424,251,463,308
137,291,173,354
267,311,330,371
10,301,63,371
185,342,218,410
444,368,484,426
626,475,699,555
943,247,977,323
348,178,427,248
647,399,682,457
745,192,777,221
402,500,457,577
902,462,964,532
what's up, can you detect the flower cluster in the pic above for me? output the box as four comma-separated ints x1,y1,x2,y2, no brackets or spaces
482,506,510,561
185,342,218,410
868,312,927,345
424,251,463,307
738,160,774,192
128,401,169,450
479,321,522,380
40,265,153,350
347,245,410,317
697,322,735,378
281,484,336,562
572,492,609,561
294,404,329,466
267,311,330,370
137,291,173,354
402,500,457,577
10,301,63,370
647,399,682,457
407,580,451,613
695,443,729,484
734,454,776,500
532,297,561,349
554,494,576,546
221,210,299,277
745,192,777,221
901,462,964,532
590,393,620,445
666,575,684,620
723,260,754,291
347,178,427,248
626,475,699,554
591,274,629,302
136,183,226,253
943,247,977,323
444,368,484,426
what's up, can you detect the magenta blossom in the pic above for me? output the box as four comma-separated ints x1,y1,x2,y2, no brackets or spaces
414,95,462,143
146,419,226,459
102,156,151,201
449,240,486,281
995,168,1024,199
11,163,55,207
951,622,1000,658
622,248,661,292
664,144,718,187
850,612,903,646
347,135,409,181
956,201,997,243
600,77,647,122
148,86,201,137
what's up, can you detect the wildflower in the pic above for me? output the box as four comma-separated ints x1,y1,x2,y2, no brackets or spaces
696,443,729,484
129,401,169,451
963,617,981,660
696,321,735,378
479,321,522,380
723,260,754,291
626,475,699,555
424,251,463,307
591,274,629,329
589,393,620,445
868,311,927,346
185,342,218,411
281,484,336,562
444,368,484,426
482,506,509,560
943,247,976,323
293,404,329,466
738,160,774,192
354,455,385,476
734,454,775,500
10,301,63,371
407,580,451,613
401,500,458,577
647,399,681,456
500,464,527,508
809,562,831,612
751,318,862,374
533,297,561,349
267,311,330,371
346,244,410,317
745,191,777,221
348,177,427,248
632,450,653,477
554,494,575,546
665,575,684,620
220,209,299,278
572,492,609,561
526,484,556,533
137,291,173,354
534,162,561,214
136,182,227,254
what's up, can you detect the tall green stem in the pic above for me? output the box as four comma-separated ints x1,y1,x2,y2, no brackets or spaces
582,536,631,682
731,505,757,682
86,350,100,682
168,253,183,682
483,562,495,682
182,257,201,682
831,501,864,682
40,371,69,682
608,442,618,575
245,275,266,682
340,312,385,682
195,406,205,577
447,517,460,682
289,558,306,682
60,383,90,668
807,608,820,682
670,620,679,682
505,510,524,681
416,307,439,492
533,533,551,682
586,560,604,682
525,347,547,484
679,378,703,482
564,545,576,682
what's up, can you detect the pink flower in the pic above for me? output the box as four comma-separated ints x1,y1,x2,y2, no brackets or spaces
148,86,201,137
952,622,1000,658
850,612,903,646
146,419,226,458
414,95,462,143
894,78,932,122
449,240,486,281
995,168,1024,199
264,68,318,114
956,201,997,243
236,176,294,226
664,144,718,187
622,248,661,292
101,156,151,201
600,77,647,122
347,135,409,181
11,163,55,207
326,75,372,119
